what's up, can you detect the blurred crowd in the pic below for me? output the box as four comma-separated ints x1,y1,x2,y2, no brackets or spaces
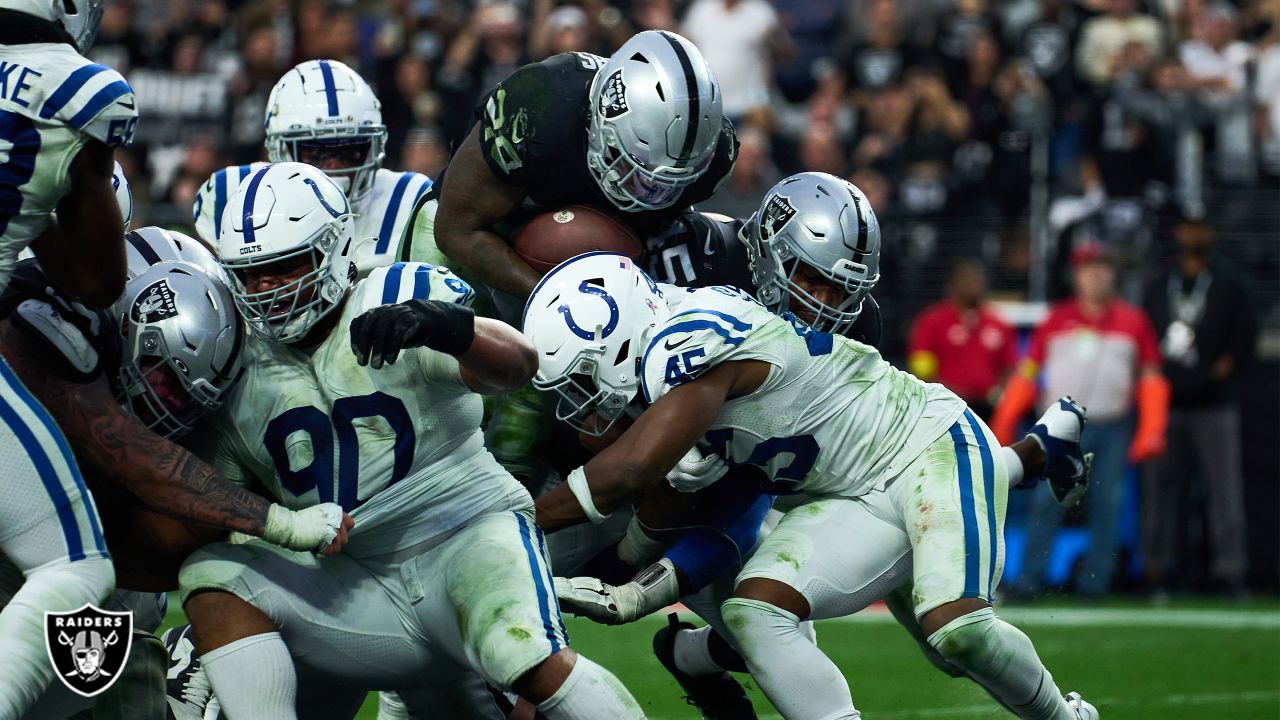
91,0,1278,596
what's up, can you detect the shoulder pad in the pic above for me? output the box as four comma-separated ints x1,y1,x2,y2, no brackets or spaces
640,287,763,403
42,62,138,146
355,262,475,314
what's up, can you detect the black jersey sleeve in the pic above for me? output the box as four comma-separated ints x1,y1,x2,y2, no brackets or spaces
475,52,604,187
845,293,883,348
641,211,755,290
0,260,120,383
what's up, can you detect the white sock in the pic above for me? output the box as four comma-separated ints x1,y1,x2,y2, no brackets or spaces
0,557,114,719
202,632,297,720
672,626,723,676
536,655,644,720
927,608,1073,720
721,598,861,720
1001,446,1025,487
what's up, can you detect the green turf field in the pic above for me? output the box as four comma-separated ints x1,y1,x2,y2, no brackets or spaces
161,598,1280,719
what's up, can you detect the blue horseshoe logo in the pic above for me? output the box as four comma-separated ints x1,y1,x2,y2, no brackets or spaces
302,177,349,218
559,281,619,340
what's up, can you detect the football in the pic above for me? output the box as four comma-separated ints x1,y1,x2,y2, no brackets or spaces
511,205,642,275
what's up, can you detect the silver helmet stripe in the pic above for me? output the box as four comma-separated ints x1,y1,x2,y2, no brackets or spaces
657,31,700,166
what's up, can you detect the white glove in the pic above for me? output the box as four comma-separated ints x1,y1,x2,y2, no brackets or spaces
553,558,681,625
666,447,728,493
261,503,345,552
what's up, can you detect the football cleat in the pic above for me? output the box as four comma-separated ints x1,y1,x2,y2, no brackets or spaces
162,624,219,720
653,614,757,720
1065,691,1099,719
1026,396,1091,508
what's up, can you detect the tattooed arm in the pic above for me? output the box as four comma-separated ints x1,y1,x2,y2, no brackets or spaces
0,318,271,535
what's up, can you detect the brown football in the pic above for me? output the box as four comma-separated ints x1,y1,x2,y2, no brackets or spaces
512,205,642,276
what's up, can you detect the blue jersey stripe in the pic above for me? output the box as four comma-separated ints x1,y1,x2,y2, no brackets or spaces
963,410,999,600
949,422,981,599
375,173,415,255
317,60,339,116
39,63,110,119
534,523,570,642
412,177,432,205
411,265,432,300
382,262,407,304
0,358,105,560
515,512,563,653
641,319,746,402
237,164,253,182
68,80,133,129
239,166,273,245
668,307,752,332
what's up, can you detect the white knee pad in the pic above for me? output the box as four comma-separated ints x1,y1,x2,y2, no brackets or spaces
720,597,801,658
926,607,997,667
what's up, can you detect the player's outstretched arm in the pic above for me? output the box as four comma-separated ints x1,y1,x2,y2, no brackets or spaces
30,140,126,308
0,321,352,553
433,126,542,299
536,360,769,533
457,316,538,393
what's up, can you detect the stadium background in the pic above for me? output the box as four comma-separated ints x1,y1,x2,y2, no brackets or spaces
90,0,1279,715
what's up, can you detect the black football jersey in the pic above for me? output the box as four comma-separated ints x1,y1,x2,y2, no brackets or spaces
641,212,883,347
442,52,738,234
0,259,120,383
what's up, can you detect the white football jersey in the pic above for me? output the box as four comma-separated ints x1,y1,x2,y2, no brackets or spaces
641,285,967,498
193,165,431,273
187,262,530,559
0,43,137,294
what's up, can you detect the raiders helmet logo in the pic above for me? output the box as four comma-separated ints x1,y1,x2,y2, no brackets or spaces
760,194,798,239
45,604,133,697
600,70,629,119
130,279,180,324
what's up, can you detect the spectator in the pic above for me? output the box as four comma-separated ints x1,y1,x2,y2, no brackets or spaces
908,259,1017,419
681,0,792,127
530,5,592,60
993,243,1169,599
400,128,452,179
839,0,927,96
771,0,847,103
1142,214,1255,599
1075,0,1165,89
1179,2,1256,181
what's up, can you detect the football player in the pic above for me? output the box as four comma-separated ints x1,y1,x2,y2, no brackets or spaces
0,0,135,713
0,223,351,719
176,162,643,720
412,29,735,314
191,59,431,274
522,252,1100,720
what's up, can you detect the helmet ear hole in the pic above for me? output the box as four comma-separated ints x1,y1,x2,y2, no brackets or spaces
613,339,631,367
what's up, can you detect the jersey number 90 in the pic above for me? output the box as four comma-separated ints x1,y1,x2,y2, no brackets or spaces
264,392,415,511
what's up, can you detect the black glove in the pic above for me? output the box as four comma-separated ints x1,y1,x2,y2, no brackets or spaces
349,299,475,369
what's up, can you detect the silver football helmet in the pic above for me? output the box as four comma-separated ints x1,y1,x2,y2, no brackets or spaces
586,30,723,212
741,172,881,335
1,0,104,51
114,227,244,439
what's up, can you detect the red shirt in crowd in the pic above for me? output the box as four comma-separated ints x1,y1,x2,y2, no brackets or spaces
908,301,1016,404
1025,299,1162,422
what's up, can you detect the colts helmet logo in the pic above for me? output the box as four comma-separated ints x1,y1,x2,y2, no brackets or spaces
45,604,133,697
600,70,629,119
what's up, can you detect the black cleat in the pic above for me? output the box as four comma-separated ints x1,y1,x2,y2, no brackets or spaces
653,614,757,720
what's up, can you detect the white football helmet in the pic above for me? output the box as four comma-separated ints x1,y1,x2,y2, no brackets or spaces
523,252,669,436
741,172,881,336
264,59,386,206
112,161,132,231
114,226,245,439
1,0,103,51
586,31,723,212
217,162,356,344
